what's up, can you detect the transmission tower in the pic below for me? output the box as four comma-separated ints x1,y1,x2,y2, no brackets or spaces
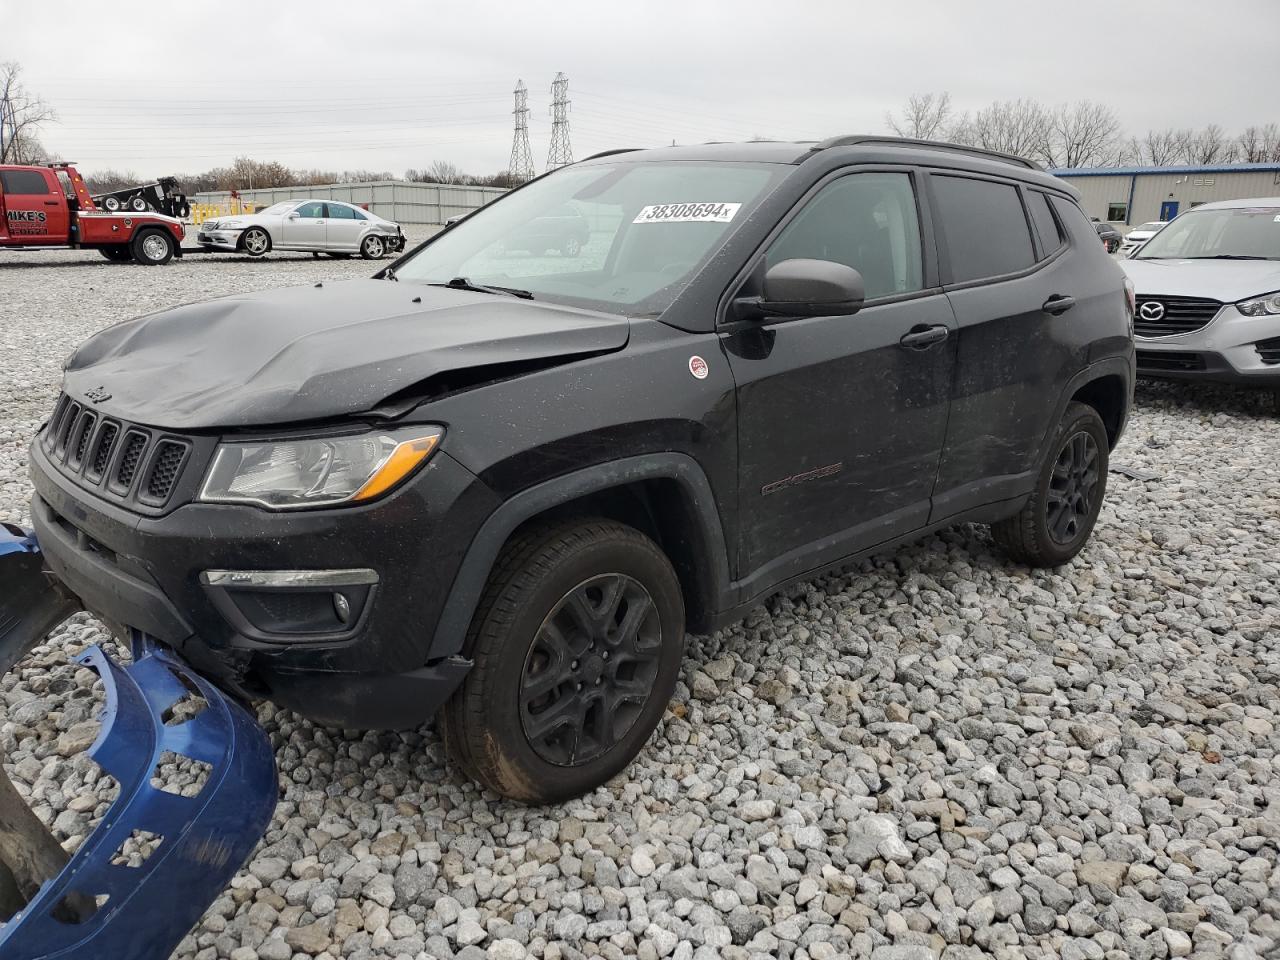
508,80,535,183
546,72,573,170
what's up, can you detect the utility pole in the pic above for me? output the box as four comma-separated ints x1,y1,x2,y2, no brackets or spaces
546,72,573,170
508,80,535,183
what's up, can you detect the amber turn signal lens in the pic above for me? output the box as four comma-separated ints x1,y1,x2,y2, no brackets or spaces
352,433,442,502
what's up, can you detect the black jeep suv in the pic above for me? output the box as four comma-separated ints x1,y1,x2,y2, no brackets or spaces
30,137,1134,802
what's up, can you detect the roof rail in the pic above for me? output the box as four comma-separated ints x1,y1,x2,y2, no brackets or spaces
810,136,1040,171
580,148,642,162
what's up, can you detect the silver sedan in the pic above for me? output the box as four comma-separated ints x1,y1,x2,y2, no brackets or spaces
197,199,405,259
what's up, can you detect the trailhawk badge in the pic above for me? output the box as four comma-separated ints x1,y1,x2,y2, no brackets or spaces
688,355,709,379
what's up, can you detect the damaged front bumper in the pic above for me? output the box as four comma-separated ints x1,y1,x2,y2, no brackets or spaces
0,524,278,960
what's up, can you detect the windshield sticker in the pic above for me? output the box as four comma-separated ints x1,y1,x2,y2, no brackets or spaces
633,202,741,224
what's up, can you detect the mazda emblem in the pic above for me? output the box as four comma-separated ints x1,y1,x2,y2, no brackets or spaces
1138,301,1165,321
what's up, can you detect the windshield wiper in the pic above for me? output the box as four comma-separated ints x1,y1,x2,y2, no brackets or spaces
430,276,534,299
1182,254,1269,260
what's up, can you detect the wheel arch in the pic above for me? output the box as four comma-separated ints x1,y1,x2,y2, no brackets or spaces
1070,372,1128,449
428,453,732,660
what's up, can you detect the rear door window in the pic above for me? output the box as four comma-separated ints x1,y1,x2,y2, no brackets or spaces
326,204,357,219
1026,190,1066,258
931,175,1035,283
1,170,53,195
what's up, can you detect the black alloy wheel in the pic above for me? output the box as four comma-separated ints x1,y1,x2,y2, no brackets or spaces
519,573,662,767
991,401,1109,567
1046,430,1101,545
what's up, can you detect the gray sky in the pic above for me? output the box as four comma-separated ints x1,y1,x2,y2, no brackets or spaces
8,0,1279,178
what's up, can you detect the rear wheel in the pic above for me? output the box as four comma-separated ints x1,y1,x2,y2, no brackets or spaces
443,520,685,803
360,234,386,260
130,228,175,265
240,227,270,257
991,402,1108,566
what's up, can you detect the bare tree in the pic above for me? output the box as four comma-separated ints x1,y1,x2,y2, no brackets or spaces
0,62,56,164
886,93,957,141
1130,129,1183,166
1042,100,1121,169
82,169,141,194
957,99,1052,161
1183,123,1235,164
1236,123,1280,163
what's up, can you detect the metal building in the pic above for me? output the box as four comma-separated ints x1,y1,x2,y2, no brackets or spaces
192,179,507,227
1051,162,1280,230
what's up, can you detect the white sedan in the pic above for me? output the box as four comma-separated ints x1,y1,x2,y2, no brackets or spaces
197,199,405,259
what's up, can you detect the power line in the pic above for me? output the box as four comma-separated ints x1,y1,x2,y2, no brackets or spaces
546,72,573,170
508,79,535,183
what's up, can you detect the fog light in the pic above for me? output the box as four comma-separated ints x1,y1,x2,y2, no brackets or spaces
333,592,351,623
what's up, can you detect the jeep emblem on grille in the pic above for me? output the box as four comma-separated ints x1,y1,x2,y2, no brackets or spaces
83,385,112,403
1138,301,1165,321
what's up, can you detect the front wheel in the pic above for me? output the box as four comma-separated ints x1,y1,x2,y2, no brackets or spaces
991,401,1109,567
359,234,386,260
240,227,271,257
130,228,175,265
443,520,685,803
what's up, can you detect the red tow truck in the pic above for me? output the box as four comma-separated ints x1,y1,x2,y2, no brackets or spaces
0,162,185,264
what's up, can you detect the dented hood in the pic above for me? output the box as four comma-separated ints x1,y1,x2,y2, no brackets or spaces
62,279,630,429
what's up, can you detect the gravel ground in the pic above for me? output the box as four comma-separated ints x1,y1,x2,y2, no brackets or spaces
1,245,1278,960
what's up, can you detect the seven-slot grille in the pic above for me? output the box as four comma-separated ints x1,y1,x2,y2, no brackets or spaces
1133,295,1222,338
41,393,192,508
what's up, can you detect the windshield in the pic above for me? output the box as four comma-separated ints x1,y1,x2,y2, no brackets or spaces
1136,207,1280,260
258,202,296,216
393,160,785,316
1135,222,1165,232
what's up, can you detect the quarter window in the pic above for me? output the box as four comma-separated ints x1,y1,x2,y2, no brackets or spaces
766,172,923,300
0,170,53,195
932,175,1035,283
1026,191,1066,258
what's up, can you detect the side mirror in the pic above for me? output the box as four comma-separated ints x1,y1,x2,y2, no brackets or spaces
287,212,300,220
734,258,865,320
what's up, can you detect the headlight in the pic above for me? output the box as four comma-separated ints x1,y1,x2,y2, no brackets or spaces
220,219,247,230
1237,291,1280,317
198,427,443,510
203,220,219,230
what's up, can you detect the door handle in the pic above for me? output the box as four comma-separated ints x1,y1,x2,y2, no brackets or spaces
1042,295,1076,315
44,199,59,205
899,324,950,350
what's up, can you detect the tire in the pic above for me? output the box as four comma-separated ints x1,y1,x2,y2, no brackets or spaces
443,520,685,803
129,228,175,265
561,236,582,257
991,401,1109,567
98,245,131,262
240,227,271,257
359,234,386,260
129,196,148,212
175,200,191,219
101,196,121,212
